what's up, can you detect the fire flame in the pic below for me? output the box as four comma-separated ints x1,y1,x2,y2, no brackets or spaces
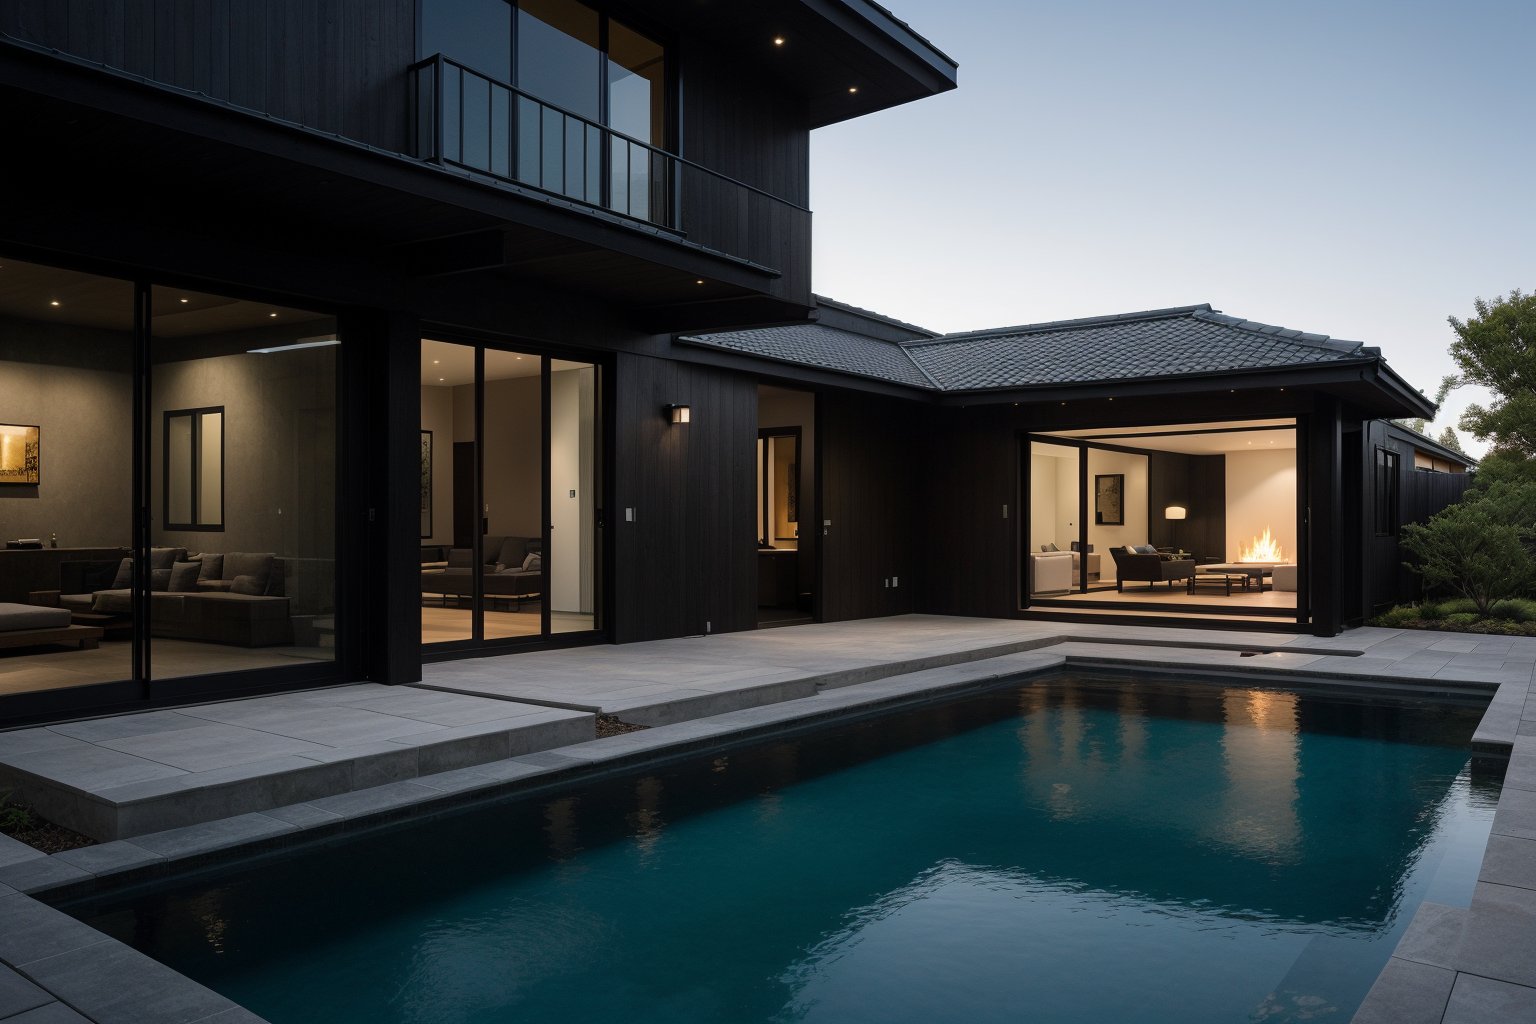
1238,526,1284,563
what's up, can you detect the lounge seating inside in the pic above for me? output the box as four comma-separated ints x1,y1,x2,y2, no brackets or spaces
1109,546,1197,592
420,536,544,610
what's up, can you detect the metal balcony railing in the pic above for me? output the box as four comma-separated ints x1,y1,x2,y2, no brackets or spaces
410,54,810,273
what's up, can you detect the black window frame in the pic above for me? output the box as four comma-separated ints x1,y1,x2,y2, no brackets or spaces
1374,446,1400,537
163,405,226,533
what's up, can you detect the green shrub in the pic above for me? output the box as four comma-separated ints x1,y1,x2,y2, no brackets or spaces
1375,605,1423,627
1444,612,1480,626
1490,598,1536,622
1439,597,1481,617
1417,601,1445,620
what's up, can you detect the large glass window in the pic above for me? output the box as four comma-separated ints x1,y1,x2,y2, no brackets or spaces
419,0,669,218
0,258,134,702
148,287,338,682
0,259,341,717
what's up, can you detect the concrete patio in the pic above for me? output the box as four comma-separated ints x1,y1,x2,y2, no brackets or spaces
0,614,1534,1023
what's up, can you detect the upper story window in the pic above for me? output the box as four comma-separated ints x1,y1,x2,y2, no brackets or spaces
421,0,667,148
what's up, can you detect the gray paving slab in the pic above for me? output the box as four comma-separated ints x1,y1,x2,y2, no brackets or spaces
0,965,52,1020
1349,957,1454,1024
0,835,44,871
0,857,91,896
97,723,335,773
1441,973,1536,1024
0,893,109,966
1479,834,1536,892
125,813,296,860
1390,902,1467,969
22,935,240,1024
50,841,162,877
2,1003,95,1024
1455,881,1536,988
1492,787,1536,842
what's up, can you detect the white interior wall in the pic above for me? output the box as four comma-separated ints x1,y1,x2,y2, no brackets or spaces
1028,454,1057,551
550,366,594,613
1055,455,1078,548
1225,449,1297,562
1087,448,1149,581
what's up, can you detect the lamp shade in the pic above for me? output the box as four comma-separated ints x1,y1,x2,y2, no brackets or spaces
1164,505,1187,520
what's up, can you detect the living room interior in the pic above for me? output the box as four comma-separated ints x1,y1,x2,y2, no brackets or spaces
1026,420,1300,620
757,384,816,627
0,257,339,699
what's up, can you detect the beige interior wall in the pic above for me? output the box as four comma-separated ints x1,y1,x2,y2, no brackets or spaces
480,375,541,540
0,354,131,547
152,346,336,560
1225,449,1297,562
1087,448,1148,581
550,365,594,613
1055,455,1078,547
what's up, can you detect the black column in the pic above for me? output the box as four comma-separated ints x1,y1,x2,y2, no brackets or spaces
345,309,422,684
1305,400,1343,636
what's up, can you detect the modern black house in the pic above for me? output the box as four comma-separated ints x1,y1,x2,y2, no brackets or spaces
0,2,1469,727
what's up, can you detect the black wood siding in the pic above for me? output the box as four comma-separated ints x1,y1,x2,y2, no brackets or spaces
1147,452,1225,561
818,392,919,622
915,407,1015,618
3,0,419,152
612,352,756,642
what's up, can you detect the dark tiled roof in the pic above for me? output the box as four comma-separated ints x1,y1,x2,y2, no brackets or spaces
678,322,938,389
680,304,1375,394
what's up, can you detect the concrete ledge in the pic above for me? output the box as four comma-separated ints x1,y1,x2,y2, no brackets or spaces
0,706,594,842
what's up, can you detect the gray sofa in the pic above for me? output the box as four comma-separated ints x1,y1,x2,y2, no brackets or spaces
1109,546,1196,592
420,535,544,608
57,548,294,647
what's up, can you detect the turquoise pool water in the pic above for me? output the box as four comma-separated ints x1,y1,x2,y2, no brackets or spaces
65,675,1498,1024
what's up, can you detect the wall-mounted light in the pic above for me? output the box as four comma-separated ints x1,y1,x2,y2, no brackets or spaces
667,404,691,424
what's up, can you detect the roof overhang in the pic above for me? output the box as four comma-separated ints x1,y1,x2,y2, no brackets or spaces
0,40,810,329
645,0,957,128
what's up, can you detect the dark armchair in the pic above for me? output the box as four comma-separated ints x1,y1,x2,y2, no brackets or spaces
1109,547,1196,592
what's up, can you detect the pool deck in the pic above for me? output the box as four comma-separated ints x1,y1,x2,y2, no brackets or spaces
0,614,1533,1022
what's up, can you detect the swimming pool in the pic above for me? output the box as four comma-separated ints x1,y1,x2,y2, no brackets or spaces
62,673,1498,1024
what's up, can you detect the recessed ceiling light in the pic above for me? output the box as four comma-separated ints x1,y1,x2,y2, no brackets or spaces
49,300,60,307
433,360,439,364
848,86,858,94
773,36,784,46
268,312,278,318
695,279,705,285
179,297,189,303
439,377,445,382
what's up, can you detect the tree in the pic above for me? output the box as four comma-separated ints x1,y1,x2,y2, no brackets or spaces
1437,426,1464,454
1437,289,1536,456
1401,499,1534,616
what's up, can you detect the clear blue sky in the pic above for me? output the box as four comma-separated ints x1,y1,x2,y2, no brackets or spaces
810,0,1536,455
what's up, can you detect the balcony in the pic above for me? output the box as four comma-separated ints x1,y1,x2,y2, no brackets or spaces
409,55,811,285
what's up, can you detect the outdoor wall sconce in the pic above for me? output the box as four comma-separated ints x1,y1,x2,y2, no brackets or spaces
667,404,691,424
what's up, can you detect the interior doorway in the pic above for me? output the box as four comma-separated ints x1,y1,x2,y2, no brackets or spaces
757,384,816,627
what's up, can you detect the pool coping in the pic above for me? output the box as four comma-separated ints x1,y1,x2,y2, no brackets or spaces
1,628,1533,1023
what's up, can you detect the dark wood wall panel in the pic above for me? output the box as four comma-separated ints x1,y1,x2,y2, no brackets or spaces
612,352,756,643
1148,452,1224,560
819,392,920,622
915,407,1016,618
2,0,413,150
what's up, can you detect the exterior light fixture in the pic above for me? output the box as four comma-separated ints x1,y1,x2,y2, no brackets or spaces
773,36,785,45
667,404,691,424
269,312,278,318
179,297,190,303
49,300,60,307
848,86,858,94
695,279,705,285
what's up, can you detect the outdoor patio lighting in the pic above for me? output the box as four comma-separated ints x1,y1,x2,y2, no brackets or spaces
667,404,691,424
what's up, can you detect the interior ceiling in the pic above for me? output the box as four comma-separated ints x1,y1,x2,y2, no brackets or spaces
421,338,588,386
1042,419,1298,456
0,258,330,336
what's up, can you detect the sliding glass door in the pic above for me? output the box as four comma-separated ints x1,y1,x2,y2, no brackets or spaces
419,337,600,649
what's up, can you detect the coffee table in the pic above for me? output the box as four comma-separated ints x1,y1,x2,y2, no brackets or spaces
1197,563,1275,591
1188,573,1249,596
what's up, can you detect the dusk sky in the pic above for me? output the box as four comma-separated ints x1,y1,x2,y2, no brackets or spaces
809,0,1535,456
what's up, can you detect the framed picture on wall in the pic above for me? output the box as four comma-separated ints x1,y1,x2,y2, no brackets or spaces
420,430,433,539
0,424,41,485
1094,473,1124,525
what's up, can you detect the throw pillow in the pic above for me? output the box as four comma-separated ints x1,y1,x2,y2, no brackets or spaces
1045,542,1060,552
522,552,542,572
112,557,133,589
197,553,225,581
1135,544,1159,555
169,561,201,593
149,568,172,592
230,574,263,596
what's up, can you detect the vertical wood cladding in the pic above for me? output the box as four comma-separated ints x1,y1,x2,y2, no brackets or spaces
1147,452,1225,561
2,0,414,151
818,392,920,622
612,353,756,643
913,407,1017,618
